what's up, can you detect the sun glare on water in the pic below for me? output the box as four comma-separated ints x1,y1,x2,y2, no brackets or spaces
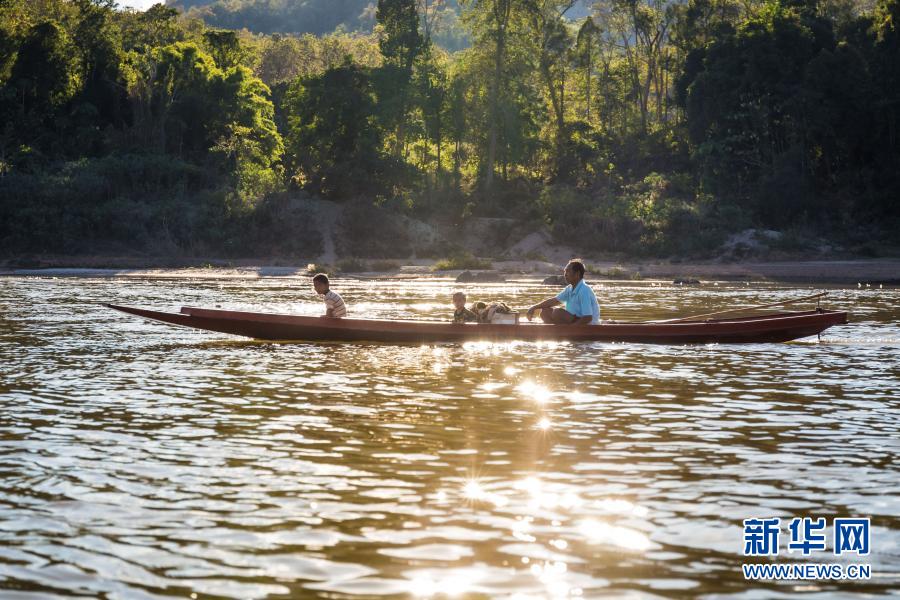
578,518,654,551
517,380,553,403
462,478,508,507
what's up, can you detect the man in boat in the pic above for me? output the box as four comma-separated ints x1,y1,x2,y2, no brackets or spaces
526,259,600,325
312,273,347,318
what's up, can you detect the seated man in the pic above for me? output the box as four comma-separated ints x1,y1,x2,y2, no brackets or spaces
526,259,599,325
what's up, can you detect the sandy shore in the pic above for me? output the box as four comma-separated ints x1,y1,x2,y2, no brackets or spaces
1,255,898,284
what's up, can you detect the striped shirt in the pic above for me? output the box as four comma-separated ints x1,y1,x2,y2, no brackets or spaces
323,290,347,317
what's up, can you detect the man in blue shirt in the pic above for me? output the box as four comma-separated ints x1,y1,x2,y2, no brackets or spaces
526,259,600,325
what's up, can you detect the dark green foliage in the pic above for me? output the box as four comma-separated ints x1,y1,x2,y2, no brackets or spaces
541,185,640,255
0,155,320,257
0,154,216,254
176,0,374,36
285,63,408,199
72,0,128,135
0,2,287,259
681,0,900,228
202,29,244,69
149,42,220,158
1,21,77,162
0,0,897,261
377,0,424,67
171,0,468,48
118,4,185,52
541,176,733,257
375,0,425,161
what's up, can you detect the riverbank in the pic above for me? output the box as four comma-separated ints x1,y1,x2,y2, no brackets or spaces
2,255,898,285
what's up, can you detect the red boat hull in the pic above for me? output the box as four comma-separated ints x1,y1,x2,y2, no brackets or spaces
107,305,848,344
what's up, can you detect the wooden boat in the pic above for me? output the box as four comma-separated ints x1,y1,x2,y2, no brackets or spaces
107,304,848,344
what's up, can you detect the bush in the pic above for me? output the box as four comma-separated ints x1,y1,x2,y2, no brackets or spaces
336,257,368,272
433,251,491,271
0,155,220,254
0,155,321,258
540,184,644,255
369,259,400,271
601,266,629,279
539,176,742,258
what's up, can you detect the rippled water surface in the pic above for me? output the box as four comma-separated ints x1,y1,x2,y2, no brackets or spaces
1,274,898,599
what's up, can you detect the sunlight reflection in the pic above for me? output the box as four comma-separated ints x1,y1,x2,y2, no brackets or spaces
406,568,486,598
9,272,897,600
529,559,586,599
517,381,552,404
480,382,508,392
515,477,582,511
463,340,566,355
530,561,566,578
409,574,470,597
595,498,649,517
578,519,653,551
463,479,484,500
409,576,439,597
517,476,541,496
462,341,513,355
512,516,536,543
429,347,450,374
462,478,509,507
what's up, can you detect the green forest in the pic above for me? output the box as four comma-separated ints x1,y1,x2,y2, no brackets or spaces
0,0,897,261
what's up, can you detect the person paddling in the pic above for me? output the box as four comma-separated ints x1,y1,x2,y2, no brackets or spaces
526,259,600,325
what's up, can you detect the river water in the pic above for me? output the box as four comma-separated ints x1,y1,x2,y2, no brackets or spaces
1,274,898,598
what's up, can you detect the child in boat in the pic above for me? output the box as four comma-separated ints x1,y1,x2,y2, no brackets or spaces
313,273,347,318
452,292,477,323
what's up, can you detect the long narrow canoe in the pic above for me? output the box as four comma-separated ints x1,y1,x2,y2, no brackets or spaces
107,304,848,344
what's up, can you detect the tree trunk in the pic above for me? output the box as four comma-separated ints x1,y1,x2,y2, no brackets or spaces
486,0,511,191
436,124,442,176
620,32,643,133
629,4,648,133
486,35,503,189
585,42,592,122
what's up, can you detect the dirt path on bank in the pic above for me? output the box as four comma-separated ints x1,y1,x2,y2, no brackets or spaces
314,201,340,265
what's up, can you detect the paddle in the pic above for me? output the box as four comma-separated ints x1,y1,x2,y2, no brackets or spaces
651,291,828,323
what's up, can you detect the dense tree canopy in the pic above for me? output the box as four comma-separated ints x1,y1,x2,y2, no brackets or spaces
285,63,394,198
0,0,896,259
169,0,470,50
